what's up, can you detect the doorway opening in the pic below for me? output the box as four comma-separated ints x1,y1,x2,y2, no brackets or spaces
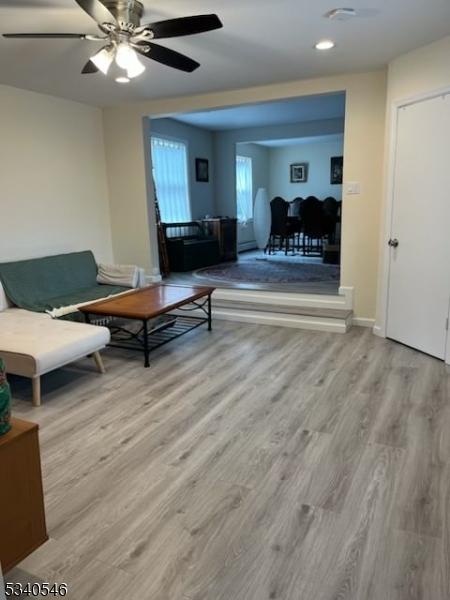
149,92,346,295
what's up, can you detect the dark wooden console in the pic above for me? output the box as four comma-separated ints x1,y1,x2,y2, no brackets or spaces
0,418,48,572
202,218,237,261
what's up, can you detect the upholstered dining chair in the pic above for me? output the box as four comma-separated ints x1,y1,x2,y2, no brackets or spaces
288,197,303,217
265,197,296,255
299,196,327,255
322,197,339,243
288,197,304,250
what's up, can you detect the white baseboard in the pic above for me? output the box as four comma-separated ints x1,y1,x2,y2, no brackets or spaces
352,317,375,328
145,274,162,283
238,241,258,252
212,307,350,333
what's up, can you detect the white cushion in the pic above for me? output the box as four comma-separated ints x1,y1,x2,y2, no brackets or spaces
0,309,110,375
97,263,138,288
2,308,51,319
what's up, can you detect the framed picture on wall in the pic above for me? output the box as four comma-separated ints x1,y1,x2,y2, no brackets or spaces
330,156,343,184
195,158,209,182
290,163,308,183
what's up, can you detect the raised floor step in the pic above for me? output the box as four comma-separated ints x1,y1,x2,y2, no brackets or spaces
210,292,353,333
213,299,352,321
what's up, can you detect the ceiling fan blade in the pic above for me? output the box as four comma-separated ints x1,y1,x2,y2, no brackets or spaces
3,33,86,39
81,59,99,74
73,0,116,25
135,42,200,73
142,14,222,39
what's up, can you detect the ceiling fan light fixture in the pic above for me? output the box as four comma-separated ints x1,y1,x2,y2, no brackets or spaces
115,42,145,78
90,45,114,74
3,4,224,78
115,43,136,68
126,56,145,78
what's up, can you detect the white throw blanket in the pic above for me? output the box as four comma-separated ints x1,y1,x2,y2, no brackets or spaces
97,263,139,288
46,289,135,319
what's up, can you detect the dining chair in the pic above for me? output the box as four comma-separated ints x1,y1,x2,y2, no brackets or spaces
288,197,304,250
288,197,303,217
265,197,296,255
323,196,339,243
299,196,327,255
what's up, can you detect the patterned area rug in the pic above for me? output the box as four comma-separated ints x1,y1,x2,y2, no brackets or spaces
194,258,340,284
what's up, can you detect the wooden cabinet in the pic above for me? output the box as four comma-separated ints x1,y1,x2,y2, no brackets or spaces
202,218,237,262
0,418,48,573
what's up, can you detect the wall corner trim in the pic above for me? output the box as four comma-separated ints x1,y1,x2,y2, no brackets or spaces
372,324,384,337
352,317,375,328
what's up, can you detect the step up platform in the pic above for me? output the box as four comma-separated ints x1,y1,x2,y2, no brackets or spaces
210,287,353,333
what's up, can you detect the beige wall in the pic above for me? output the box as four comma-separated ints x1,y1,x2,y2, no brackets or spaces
376,35,450,328
104,70,387,319
387,35,450,102
0,84,113,264
102,112,156,273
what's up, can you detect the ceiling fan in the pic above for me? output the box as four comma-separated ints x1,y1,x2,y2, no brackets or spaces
3,0,223,83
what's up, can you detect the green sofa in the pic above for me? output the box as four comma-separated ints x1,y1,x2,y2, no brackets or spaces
0,251,129,316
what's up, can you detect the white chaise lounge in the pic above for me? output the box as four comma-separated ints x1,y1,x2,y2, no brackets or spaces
0,292,110,407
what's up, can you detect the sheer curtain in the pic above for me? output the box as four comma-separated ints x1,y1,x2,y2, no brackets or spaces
151,136,191,223
236,155,253,223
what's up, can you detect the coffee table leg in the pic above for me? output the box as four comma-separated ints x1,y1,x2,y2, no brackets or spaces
207,293,212,331
143,319,150,368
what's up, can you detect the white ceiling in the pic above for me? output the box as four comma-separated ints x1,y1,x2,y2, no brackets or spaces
171,93,345,130
1,0,450,107
252,133,344,148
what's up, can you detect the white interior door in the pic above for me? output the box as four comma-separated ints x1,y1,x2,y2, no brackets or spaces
387,94,450,359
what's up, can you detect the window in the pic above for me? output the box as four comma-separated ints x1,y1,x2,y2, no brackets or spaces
151,136,191,223
236,155,253,223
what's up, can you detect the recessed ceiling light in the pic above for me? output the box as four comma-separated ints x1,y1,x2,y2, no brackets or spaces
115,76,130,84
315,40,336,51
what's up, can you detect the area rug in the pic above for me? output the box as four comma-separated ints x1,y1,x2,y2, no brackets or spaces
194,258,340,284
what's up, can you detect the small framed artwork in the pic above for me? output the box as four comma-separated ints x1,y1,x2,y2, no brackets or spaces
330,156,343,185
290,163,308,183
195,158,209,182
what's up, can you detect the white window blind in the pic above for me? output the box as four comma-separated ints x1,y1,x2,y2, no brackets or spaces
236,155,253,223
151,136,191,223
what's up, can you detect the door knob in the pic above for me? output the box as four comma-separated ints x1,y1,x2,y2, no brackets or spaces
388,238,399,248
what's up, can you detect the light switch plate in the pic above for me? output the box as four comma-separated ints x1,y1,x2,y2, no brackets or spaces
346,182,361,195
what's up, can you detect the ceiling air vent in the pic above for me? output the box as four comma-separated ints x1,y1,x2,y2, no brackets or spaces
324,8,357,21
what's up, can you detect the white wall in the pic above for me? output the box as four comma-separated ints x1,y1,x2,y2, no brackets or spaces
376,35,450,329
235,142,270,247
268,137,343,201
150,117,215,219
0,85,113,264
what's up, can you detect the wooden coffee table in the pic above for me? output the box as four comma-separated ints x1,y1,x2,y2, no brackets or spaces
80,284,215,367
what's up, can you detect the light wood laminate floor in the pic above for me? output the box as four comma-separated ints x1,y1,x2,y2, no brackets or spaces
6,322,450,600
